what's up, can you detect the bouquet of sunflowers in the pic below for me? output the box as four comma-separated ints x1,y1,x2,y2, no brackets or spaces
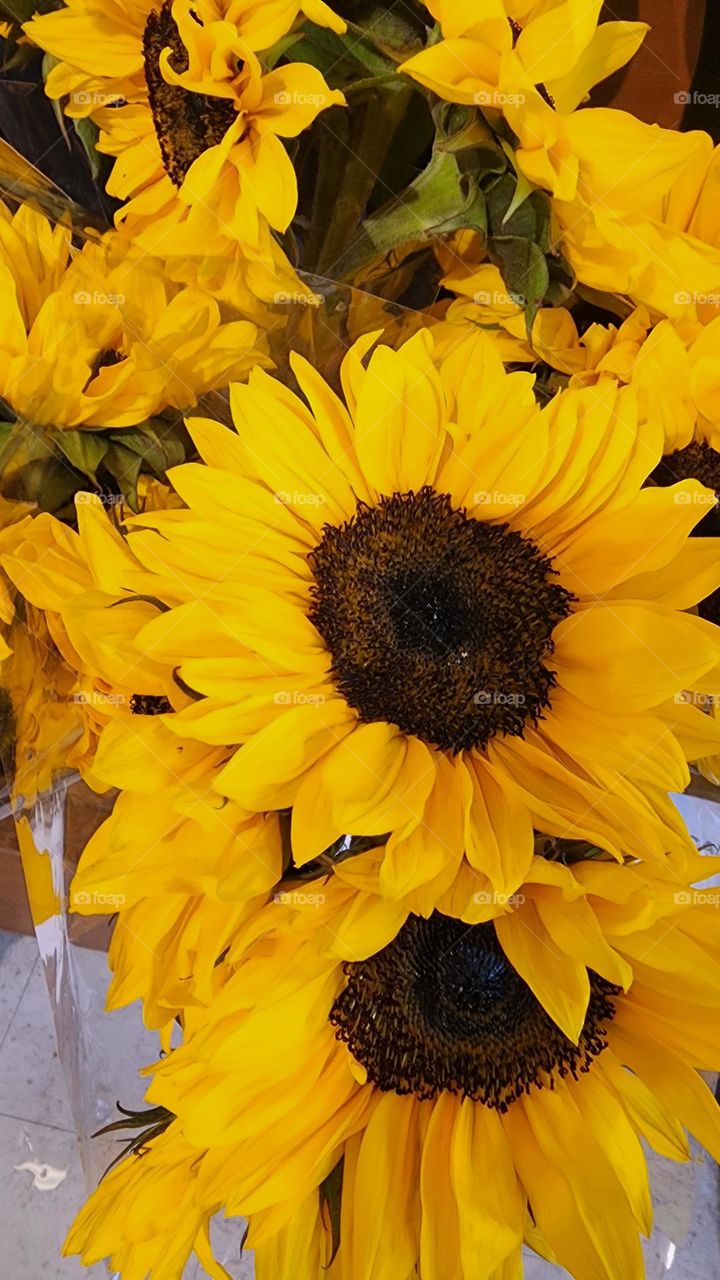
2,1,720,1277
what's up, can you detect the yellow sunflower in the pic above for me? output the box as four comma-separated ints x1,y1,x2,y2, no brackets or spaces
1,496,194,791
400,0,657,202
2,494,284,1031
548,127,720,321
72,732,283,1038
67,858,720,1279
26,0,344,255
63,328,720,904
0,201,266,434
401,4,719,321
432,250,654,381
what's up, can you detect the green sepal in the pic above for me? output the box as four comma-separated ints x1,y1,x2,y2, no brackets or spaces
72,116,101,181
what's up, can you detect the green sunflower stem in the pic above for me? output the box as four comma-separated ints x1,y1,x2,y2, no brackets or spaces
306,81,413,278
331,144,487,284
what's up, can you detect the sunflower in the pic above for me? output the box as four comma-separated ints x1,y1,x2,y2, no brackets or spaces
55,327,719,904
0,202,267,435
63,1123,233,1280
549,127,720,321
400,5,720,321
1,495,193,791
72,736,283,1039
26,0,344,256
400,0,652,200
2,493,285,1029
67,859,720,1280
432,249,655,382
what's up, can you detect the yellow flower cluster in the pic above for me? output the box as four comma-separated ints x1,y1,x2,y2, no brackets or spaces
0,1,720,1278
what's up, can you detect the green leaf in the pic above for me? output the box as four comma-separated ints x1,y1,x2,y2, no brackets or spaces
0,0,38,22
102,441,143,510
56,429,108,478
107,421,187,472
73,116,101,181
290,25,386,80
488,235,549,333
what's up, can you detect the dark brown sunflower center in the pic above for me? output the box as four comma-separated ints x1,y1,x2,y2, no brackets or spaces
129,694,172,715
653,441,720,494
652,442,720,623
143,1,238,188
309,488,573,753
329,913,618,1110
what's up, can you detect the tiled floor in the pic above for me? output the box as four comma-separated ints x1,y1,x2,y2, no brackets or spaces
0,928,717,1280
0,930,251,1279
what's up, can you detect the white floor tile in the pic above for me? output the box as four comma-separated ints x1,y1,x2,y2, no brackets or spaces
0,954,74,1130
0,1114,108,1278
0,930,38,1043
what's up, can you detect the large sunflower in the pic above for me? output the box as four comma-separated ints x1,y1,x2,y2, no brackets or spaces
65,858,720,1279
26,0,344,255
51,328,720,903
